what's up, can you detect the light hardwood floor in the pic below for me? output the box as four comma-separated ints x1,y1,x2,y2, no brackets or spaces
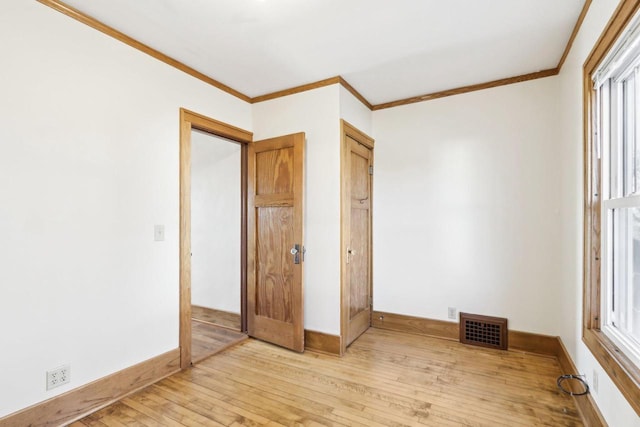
192,306,242,331
71,328,582,426
191,320,247,364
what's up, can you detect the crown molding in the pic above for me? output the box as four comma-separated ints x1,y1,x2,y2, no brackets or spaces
371,68,559,110
38,0,591,111
250,76,342,103
337,76,373,110
37,0,251,102
558,0,593,71
249,76,373,110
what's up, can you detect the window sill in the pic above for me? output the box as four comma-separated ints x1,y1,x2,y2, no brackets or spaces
583,327,640,415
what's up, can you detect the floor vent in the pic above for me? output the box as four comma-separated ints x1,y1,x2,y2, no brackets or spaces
459,312,508,350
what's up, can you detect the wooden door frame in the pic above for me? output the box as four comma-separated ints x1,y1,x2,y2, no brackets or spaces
179,108,253,369
340,120,375,355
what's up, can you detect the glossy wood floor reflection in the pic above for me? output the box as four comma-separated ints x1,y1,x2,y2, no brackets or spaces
192,306,242,331
191,320,247,364
72,328,583,426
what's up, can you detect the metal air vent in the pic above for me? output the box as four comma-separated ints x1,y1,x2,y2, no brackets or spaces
459,312,508,350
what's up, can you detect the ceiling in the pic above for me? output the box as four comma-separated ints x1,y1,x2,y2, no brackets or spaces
59,0,586,105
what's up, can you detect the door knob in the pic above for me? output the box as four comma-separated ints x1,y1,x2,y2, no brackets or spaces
291,244,300,264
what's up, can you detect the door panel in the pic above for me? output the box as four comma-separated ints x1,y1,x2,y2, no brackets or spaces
256,207,294,322
256,148,294,195
349,208,369,318
344,135,373,347
247,133,305,352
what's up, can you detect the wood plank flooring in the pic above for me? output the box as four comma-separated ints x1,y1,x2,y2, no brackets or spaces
71,328,582,426
192,306,242,331
191,320,247,364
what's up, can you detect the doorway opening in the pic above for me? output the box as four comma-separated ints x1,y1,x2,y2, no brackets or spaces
190,129,246,363
179,108,252,368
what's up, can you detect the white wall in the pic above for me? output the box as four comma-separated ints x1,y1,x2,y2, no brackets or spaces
0,1,250,417
339,86,373,137
252,85,342,334
372,77,564,335
557,0,640,424
191,131,241,314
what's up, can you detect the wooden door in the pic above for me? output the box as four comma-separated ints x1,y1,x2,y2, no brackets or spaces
247,133,305,352
342,127,373,348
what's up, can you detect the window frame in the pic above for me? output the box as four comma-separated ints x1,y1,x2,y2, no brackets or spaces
598,67,640,369
584,0,640,416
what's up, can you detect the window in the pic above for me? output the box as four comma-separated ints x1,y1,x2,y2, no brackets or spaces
596,40,640,369
585,0,640,416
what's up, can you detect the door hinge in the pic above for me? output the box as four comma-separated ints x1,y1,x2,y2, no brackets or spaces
368,165,373,175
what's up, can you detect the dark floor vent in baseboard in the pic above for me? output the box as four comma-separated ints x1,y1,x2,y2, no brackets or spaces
459,312,508,350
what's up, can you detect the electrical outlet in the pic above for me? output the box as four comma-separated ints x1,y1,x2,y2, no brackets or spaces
447,307,457,319
592,369,598,394
46,365,70,390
